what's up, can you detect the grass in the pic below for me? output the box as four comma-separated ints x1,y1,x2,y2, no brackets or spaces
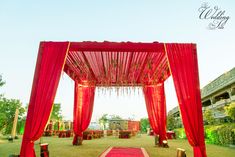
0,134,235,157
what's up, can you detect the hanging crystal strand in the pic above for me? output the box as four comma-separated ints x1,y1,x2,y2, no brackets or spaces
100,87,102,97
130,86,132,96
106,86,108,96
126,87,129,96
114,86,116,96
122,87,124,97
140,86,142,95
124,87,126,96
109,86,111,97
126,86,129,96
132,83,135,96
122,86,125,96
133,86,136,95
105,86,108,96
97,87,100,97
134,86,137,96
127,86,129,96
102,86,104,96
118,86,120,97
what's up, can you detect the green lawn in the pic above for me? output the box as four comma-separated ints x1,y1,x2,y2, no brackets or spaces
0,135,235,157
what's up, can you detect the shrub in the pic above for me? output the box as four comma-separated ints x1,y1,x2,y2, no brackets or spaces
225,103,235,121
204,125,221,144
203,109,215,125
167,114,177,130
174,128,186,139
174,124,235,146
205,124,235,146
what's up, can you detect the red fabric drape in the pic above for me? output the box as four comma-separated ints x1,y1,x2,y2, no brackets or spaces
20,42,69,157
143,82,167,145
73,82,95,145
64,46,170,86
166,44,206,157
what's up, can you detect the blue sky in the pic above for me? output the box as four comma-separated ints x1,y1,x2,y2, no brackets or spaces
0,0,234,121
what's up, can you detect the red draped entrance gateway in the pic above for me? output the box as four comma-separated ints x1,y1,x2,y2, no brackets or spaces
20,41,207,157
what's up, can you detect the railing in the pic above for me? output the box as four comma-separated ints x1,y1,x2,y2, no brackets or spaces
213,99,227,107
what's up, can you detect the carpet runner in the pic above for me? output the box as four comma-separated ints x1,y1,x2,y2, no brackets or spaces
99,147,150,157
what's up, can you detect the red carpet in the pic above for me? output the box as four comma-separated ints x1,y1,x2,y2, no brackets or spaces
99,147,149,157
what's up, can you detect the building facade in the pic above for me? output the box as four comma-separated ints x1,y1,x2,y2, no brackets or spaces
168,67,235,124
109,119,140,131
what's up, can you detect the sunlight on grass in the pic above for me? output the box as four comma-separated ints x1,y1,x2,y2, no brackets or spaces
0,135,235,157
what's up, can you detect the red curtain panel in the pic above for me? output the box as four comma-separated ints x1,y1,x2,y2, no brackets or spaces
65,43,169,86
166,43,207,157
143,82,167,145
73,82,95,145
20,42,70,157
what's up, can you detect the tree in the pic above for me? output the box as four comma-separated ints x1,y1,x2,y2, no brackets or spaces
225,103,235,121
109,114,122,120
0,98,25,134
167,114,177,130
203,109,215,125
0,75,26,135
99,114,109,130
0,75,5,98
0,75,5,87
140,118,150,133
50,103,63,121
0,75,26,134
